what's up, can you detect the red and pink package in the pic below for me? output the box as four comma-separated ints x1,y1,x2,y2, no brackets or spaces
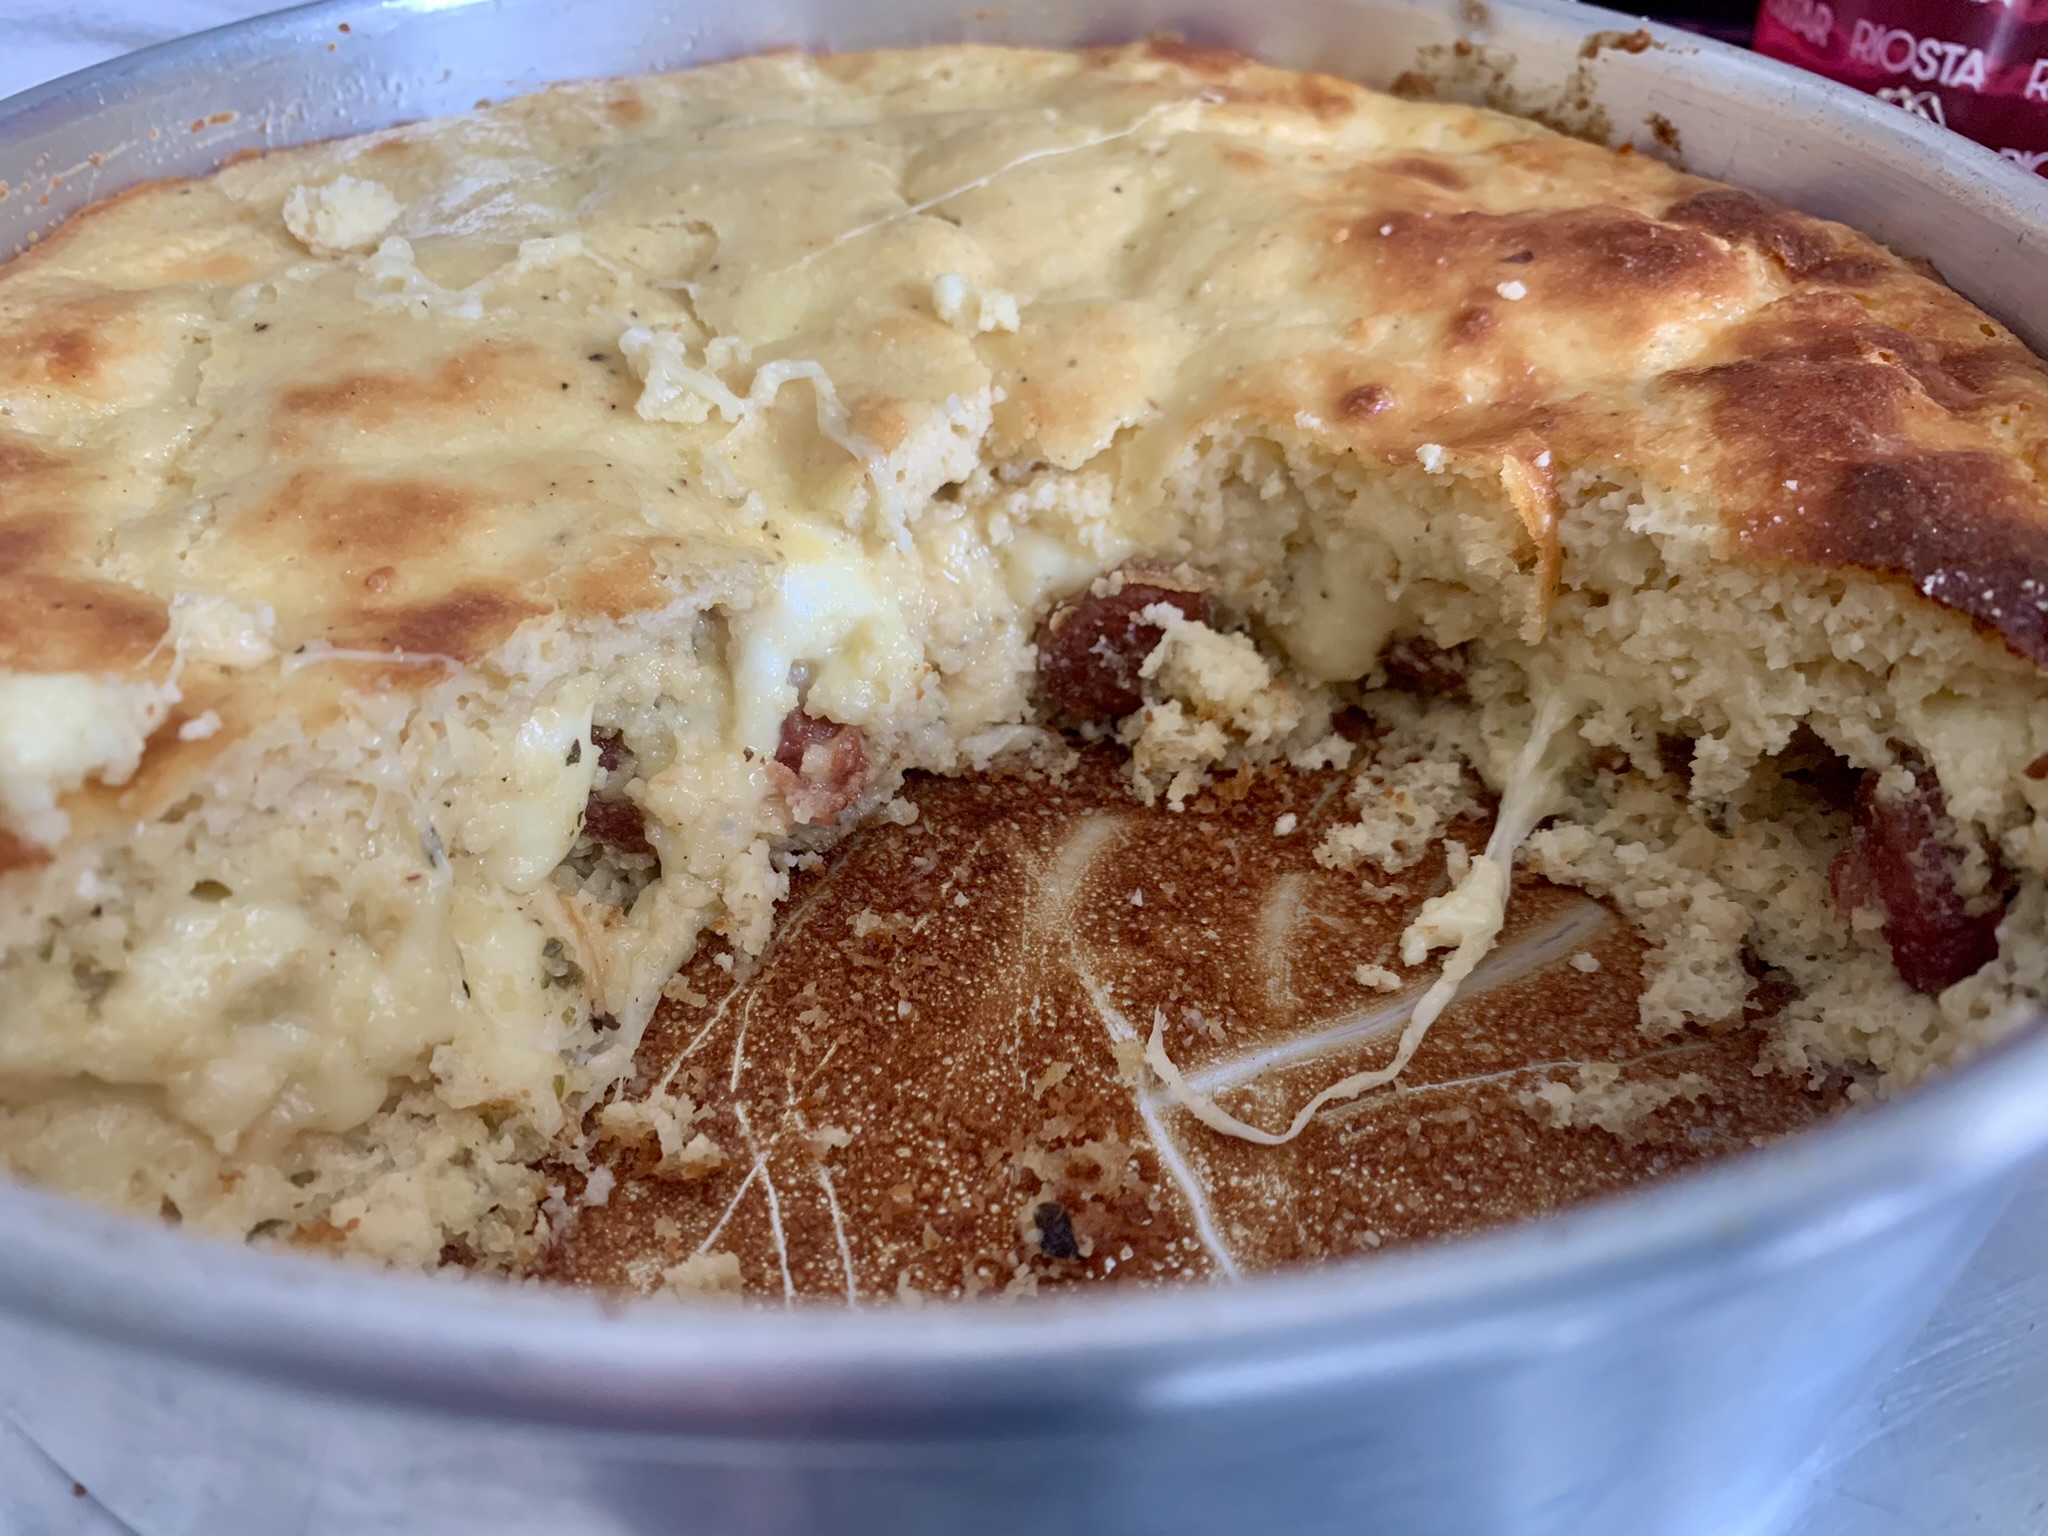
1754,0,2048,175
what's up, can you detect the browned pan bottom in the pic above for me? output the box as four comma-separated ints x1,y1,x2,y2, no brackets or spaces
541,749,1840,1301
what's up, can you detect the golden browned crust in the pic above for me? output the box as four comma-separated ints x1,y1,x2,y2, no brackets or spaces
1669,290,2048,662
1,42,2043,818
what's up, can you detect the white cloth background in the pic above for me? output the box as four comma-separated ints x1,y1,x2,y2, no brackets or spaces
1,0,274,103
2,8,2047,1534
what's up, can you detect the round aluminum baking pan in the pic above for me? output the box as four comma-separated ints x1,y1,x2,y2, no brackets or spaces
3,2,2047,1533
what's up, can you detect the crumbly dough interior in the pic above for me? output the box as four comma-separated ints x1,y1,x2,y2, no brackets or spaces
3,45,2047,1270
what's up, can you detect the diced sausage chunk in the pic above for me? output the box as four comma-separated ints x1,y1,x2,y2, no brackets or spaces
770,710,869,826
579,725,654,856
576,724,654,855
581,793,653,856
1378,634,1467,695
1829,765,2005,995
1034,566,1212,720
591,726,630,774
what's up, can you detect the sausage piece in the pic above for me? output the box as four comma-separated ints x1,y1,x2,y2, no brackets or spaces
1379,634,1467,695
1829,765,2005,995
591,726,630,774
580,726,652,854
581,794,653,857
1034,566,1212,721
771,710,869,827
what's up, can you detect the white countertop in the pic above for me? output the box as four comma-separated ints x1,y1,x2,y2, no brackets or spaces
3,8,2045,1534
0,0,273,104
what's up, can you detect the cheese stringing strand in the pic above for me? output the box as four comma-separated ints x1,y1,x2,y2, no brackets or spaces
1144,691,1580,1146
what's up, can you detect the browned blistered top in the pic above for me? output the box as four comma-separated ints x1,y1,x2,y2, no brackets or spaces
4,40,2046,844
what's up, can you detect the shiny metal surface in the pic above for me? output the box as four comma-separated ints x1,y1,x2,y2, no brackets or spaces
4,2,2048,1532
16,1163,2048,1531
14,1159,2047,1534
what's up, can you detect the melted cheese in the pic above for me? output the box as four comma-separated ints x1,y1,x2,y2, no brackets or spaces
50,828,467,1149
166,592,277,670
728,532,924,750
282,176,400,255
0,672,178,846
1146,691,1578,1144
357,236,489,319
456,678,599,892
620,327,894,516
1271,533,1407,684
931,273,1021,335
441,886,576,1137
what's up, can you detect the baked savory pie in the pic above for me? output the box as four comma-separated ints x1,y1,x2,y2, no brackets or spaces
3,41,2046,1283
